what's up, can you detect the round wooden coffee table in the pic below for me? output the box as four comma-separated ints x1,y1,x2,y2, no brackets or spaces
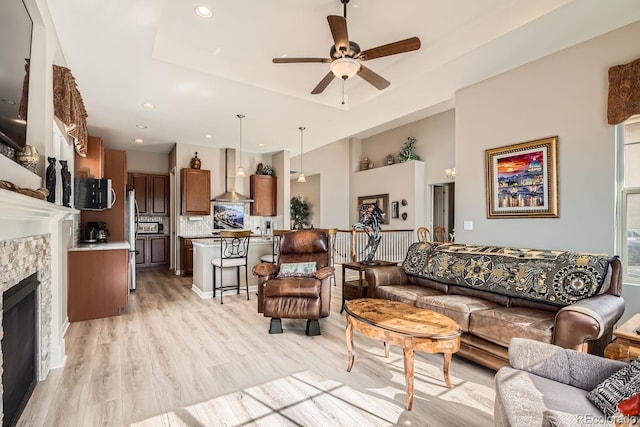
344,298,462,410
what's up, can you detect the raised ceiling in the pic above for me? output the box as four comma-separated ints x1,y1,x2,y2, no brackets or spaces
45,0,640,155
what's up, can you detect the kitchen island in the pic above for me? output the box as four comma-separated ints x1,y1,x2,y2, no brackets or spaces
192,236,272,299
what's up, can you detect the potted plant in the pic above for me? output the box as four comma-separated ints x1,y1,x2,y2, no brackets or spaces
290,196,310,229
398,136,421,162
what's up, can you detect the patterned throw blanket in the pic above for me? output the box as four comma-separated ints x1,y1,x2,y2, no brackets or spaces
402,242,616,307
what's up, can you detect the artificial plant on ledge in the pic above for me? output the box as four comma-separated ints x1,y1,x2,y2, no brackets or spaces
399,136,421,162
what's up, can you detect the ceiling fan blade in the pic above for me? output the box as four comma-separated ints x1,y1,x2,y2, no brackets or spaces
311,71,336,94
273,58,331,64
358,37,421,61
327,15,349,54
357,65,390,90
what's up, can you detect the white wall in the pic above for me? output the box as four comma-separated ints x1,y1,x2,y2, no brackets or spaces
291,174,320,227
290,139,350,229
126,150,170,174
360,110,456,228
455,20,640,254
351,160,424,230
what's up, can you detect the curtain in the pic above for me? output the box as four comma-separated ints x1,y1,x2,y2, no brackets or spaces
53,65,88,156
608,57,640,125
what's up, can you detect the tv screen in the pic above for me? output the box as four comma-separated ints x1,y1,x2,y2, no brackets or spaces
0,0,33,151
213,203,245,230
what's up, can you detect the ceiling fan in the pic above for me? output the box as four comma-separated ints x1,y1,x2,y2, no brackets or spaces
272,0,421,95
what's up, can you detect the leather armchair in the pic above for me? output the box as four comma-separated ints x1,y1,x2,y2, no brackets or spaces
253,229,334,336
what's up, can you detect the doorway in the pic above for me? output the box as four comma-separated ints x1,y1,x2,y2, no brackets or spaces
432,183,455,240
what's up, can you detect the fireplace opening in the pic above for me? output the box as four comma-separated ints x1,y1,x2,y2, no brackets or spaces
2,273,39,427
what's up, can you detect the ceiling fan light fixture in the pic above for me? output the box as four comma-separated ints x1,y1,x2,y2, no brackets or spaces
330,57,360,80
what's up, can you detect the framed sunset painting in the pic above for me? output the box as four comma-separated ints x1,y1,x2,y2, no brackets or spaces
486,136,558,218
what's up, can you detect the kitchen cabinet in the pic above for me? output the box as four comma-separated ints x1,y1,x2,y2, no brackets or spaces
80,149,128,241
181,168,210,215
180,237,211,275
181,237,195,275
250,175,277,216
68,248,129,322
136,235,169,268
128,173,168,215
74,135,104,178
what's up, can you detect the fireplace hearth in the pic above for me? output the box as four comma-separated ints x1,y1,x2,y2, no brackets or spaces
2,273,39,427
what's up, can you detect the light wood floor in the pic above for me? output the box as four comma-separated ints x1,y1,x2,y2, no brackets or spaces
17,268,496,427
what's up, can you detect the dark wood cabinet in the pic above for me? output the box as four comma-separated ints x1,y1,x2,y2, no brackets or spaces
149,235,169,265
181,169,210,215
181,237,195,275
68,249,129,322
136,235,169,268
128,173,168,216
74,136,104,178
250,175,276,216
135,238,146,265
81,149,128,241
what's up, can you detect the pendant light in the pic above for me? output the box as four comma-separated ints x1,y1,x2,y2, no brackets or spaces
297,126,306,183
236,114,246,177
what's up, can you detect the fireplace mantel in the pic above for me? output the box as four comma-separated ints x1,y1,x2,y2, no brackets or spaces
0,189,78,220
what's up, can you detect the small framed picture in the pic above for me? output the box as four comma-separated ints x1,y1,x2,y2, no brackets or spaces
391,201,399,219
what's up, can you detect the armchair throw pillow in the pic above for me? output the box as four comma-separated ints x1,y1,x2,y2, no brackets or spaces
587,358,640,417
276,262,317,278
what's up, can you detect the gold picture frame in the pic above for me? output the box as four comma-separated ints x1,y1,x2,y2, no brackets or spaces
486,136,558,218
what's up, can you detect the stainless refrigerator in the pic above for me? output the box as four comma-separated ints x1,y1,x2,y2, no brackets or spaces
126,189,139,290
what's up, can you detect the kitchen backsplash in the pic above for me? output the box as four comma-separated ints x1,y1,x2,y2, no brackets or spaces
178,203,283,237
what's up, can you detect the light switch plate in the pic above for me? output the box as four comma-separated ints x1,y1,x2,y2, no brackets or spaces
463,221,473,230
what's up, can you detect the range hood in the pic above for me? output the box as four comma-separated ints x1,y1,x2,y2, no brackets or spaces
212,148,253,202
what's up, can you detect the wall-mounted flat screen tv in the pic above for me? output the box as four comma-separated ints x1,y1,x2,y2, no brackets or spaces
213,203,245,230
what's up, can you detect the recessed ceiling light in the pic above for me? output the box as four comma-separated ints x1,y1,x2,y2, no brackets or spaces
258,143,265,147
205,134,213,139
194,5,213,18
141,103,155,109
134,138,143,143
136,124,148,129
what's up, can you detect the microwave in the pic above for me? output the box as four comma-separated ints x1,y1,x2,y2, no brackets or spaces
74,177,114,210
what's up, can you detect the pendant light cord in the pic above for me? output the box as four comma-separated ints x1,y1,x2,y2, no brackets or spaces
299,126,305,172
237,114,245,176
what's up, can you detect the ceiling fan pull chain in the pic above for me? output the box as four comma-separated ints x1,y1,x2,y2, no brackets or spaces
341,79,346,105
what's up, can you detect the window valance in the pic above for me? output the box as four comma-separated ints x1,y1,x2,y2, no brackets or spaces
53,65,88,156
608,57,640,125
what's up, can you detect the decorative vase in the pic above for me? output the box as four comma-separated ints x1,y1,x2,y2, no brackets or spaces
190,152,201,169
60,160,71,207
46,157,56,203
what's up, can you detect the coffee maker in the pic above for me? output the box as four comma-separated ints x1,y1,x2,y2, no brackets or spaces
85,221,110,243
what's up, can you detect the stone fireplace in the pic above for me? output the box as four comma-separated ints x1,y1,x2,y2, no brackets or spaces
0,235,52,425
0,189,77,426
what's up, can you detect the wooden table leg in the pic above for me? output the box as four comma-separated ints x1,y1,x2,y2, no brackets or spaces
403,345,415,411
443,352,453,388
346,317,355,372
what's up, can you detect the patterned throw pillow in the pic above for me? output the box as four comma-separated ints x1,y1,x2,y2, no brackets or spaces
276,262,317,278
587,358,640,417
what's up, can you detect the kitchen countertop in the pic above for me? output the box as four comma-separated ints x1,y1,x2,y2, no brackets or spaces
69,241,131,251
